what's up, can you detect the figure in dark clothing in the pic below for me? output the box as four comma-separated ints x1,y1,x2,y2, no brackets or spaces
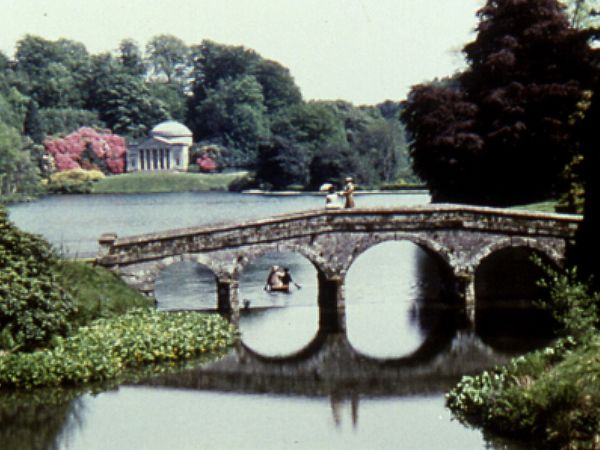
280,267,301,291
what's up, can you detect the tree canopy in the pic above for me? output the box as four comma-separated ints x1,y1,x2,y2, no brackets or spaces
0,33,416,195
402,0,593,205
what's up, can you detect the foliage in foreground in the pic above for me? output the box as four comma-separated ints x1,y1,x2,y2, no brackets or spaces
0,308,236,389
446,266,600,449
447,336,599,449
0,207,75,352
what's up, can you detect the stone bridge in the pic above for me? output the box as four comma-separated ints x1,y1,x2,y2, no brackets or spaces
96,204,580,326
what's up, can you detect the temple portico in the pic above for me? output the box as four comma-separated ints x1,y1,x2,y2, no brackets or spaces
127,120,192,172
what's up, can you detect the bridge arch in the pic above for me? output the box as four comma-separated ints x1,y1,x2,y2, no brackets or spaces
346,233,454,277
232,242,327,280
471,236,564,272
133,253,219,307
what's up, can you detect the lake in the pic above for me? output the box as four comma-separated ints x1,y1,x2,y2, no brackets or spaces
4,191,551,450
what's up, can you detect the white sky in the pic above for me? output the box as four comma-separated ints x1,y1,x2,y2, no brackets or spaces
0,0,482,105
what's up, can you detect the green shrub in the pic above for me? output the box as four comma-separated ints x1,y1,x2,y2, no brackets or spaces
534,258,599,343
44,169,104,194
0,208,75,352
0,308,236,389
446,336,599,448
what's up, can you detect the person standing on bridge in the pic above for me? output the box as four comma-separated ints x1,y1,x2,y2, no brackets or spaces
343,177,355,208
325,185,342,209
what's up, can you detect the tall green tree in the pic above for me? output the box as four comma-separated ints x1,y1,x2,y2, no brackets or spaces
23,100,44,144
146,34,190,85
255,136,309,189
189,40,260,97
14,36,90,109
0,122,39,197
253,60,302,113
190,75,269,166
85,53,167,137
94,72,168,137
271,102,347,156
118,39,146,78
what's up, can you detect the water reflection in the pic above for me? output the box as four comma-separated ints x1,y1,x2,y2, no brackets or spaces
0,304,554,450
0,389,84,450
343,241,457,358
475,246,558,353
238,251,319,355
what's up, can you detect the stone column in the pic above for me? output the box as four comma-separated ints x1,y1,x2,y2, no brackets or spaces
454,269,476,327
216,277,240,326
317,272,346,334
98,233,117,258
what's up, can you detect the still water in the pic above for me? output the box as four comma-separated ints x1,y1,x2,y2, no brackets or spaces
5,192,551,450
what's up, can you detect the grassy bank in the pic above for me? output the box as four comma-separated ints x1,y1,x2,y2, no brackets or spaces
54,260,154,328
510,200,559,213
91,171,250,194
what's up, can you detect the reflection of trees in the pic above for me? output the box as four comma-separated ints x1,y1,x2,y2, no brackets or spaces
475,247,557,349
412,247,462,335
0,389,83,450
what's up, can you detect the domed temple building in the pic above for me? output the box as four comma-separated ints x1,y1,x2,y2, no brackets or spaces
126,121,193,172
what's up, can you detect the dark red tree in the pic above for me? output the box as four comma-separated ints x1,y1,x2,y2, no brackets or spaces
402,0,593,205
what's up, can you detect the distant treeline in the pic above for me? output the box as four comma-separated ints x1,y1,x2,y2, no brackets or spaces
0,34,417,196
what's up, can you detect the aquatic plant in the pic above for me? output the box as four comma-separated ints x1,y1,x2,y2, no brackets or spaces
0,308,237,389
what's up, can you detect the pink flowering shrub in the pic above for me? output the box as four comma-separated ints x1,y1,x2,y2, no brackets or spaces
44,127,127,174
197,155,218,172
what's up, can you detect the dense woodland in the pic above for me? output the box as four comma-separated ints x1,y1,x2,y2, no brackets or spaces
0,34,416,196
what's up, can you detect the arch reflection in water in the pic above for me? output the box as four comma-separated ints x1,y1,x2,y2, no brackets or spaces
345,241,451,358
238,251,319,356
154,261,217,310
475,247,557,352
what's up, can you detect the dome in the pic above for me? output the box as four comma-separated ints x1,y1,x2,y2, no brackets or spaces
151,120,192,138
150,120,193,145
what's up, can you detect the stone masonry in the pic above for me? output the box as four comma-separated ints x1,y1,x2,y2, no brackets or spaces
96,204,581,326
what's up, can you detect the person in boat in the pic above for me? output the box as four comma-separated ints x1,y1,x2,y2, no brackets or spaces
342,177,355,208
264,266,301,293
280,267,301,291
264,265,285,291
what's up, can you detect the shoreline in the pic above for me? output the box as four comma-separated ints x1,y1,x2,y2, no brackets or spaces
241,188,429,196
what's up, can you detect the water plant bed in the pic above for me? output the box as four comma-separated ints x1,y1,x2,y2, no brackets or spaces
0,309,237,389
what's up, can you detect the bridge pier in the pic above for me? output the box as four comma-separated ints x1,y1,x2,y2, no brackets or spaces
318,273,346,334
216,277,239,317
455,270,476,326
